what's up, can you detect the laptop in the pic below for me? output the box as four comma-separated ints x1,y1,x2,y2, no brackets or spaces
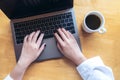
0,0,81,62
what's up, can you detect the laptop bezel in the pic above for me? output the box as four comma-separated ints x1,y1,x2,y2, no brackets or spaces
0,0,73,19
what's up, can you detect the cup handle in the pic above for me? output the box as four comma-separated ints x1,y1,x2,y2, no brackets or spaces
98,27,107,34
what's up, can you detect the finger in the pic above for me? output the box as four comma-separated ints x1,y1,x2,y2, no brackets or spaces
36,33,44,48
24,35,28,43
54,33,64,46
57,43,63,53
38,43,46,55
58,28,68,41
32,30,40,43
67,31,77,42
61,28,70,39
28,32,35,42
67,31,74,39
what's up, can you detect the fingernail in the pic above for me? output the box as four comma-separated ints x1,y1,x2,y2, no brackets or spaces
41,33,44,35
44,43,46,47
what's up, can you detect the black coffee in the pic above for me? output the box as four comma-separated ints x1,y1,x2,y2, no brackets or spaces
85,15,101,30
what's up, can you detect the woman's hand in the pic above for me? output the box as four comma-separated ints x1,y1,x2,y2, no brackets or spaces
10,30,46,80
18,30,46,68
54,28,86,65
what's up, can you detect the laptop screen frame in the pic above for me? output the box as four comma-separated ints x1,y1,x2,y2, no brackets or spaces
0,0,73,19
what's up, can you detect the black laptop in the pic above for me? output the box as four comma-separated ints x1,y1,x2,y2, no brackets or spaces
0,0,81,62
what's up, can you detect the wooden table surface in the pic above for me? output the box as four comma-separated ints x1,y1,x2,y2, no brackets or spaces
0,0,120,80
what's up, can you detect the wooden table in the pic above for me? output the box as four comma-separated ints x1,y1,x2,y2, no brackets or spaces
0,0,120,80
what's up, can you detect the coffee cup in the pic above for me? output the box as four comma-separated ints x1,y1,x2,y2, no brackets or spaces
82,11,107,33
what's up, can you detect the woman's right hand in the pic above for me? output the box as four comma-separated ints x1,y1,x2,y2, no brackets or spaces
54,28,86,65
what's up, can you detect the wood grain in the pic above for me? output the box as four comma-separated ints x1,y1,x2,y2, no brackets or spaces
0,0,120,80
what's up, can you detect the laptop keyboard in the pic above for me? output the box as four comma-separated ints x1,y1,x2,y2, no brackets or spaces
14,12,75,44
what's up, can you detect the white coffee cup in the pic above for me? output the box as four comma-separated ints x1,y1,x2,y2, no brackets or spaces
82,11,107,34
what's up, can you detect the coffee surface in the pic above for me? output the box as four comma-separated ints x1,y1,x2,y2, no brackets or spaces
85,15,101,30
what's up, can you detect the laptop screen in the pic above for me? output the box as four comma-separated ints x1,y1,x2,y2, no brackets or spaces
0,0,73,19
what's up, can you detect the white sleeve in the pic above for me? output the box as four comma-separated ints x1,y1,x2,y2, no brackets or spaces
4,74,13,80
76,56,114,80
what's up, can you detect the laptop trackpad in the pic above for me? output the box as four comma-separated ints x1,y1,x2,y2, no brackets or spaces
37,37,63,61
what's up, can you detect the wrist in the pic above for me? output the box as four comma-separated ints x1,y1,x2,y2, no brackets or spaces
17,61,29,70
73,55,87,66
10,60,28,79
17,59,31,70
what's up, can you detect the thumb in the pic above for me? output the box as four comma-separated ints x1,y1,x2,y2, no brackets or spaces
57,43,63,53
38,43,46,56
